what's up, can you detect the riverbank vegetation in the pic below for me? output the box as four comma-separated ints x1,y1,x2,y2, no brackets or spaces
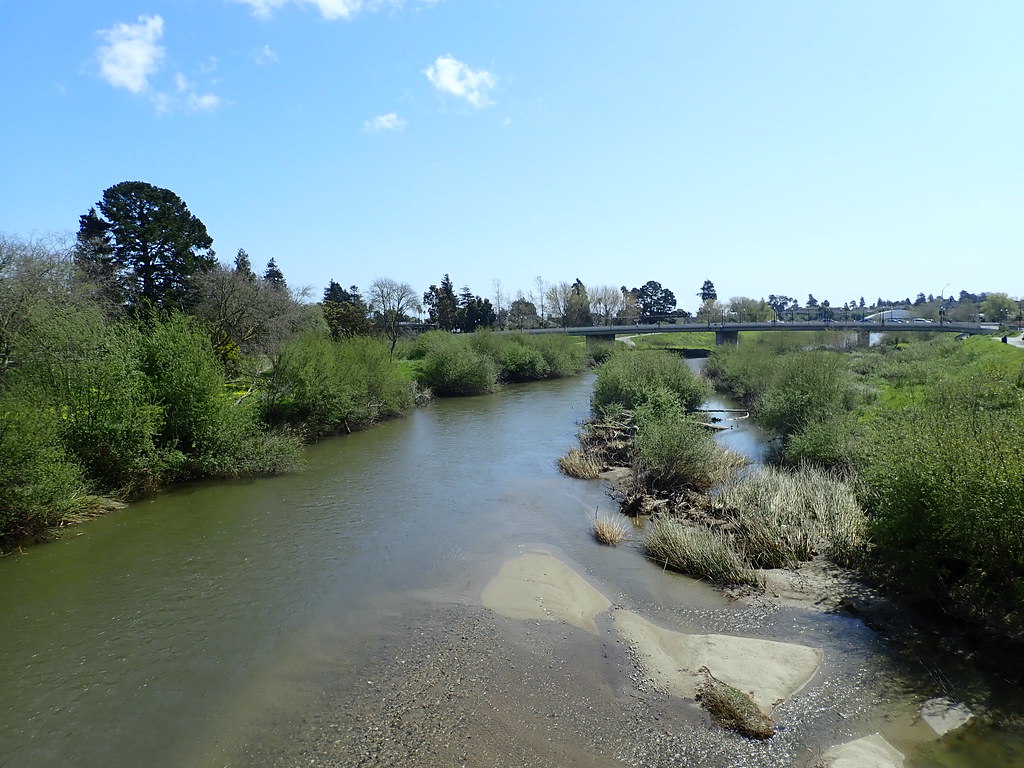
410,330,588,396
1,225,594,548
563,332,1024,652
562,346,866,587
702,332,1024,647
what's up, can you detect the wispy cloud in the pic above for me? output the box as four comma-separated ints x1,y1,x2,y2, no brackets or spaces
253,44,279,65
95,15,221,114
174,73,221,113
96,15,165,94
424,55,496,108
234,0,440,20
364,112,406,132
233,0,363,21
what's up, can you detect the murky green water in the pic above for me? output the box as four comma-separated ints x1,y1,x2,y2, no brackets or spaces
1,372,1022,766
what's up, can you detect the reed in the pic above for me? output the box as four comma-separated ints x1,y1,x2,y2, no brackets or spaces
557,448,603,479
643,518,758,585
591,514,630,546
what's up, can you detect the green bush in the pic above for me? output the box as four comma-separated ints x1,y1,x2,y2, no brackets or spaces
594,349,712,413
501,341,550,382
633,401,744,493
0,389,90,540
265,332,414,433
524,334,587,377
413,331,497,396
863,369,1024,635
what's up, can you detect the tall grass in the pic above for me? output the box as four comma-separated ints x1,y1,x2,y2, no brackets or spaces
714,466,865,568
644,518,758,585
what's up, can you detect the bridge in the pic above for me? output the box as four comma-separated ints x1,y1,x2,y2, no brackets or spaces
506,320,991,347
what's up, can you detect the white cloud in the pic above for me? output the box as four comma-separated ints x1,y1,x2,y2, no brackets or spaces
364,112,406,132
234,0,363,20
424,55,496,108
173,73,221,112
96,15,165,93
253,44,279,64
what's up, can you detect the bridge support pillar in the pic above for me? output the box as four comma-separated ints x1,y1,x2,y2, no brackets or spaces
857,329,871,347
715,329,739,346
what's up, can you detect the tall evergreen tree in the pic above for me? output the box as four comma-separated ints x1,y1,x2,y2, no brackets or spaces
423,274,459,331
263,258,286,288
631,280,677,322
234,249,256,280
77,181,215,313
698,279,717,302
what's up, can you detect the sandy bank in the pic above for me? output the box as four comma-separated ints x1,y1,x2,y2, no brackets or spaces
482,548,821,712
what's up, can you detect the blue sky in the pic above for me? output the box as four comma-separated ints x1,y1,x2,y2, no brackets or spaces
2,0,1021,312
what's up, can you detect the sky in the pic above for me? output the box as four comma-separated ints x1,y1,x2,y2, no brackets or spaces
2,0,1021,313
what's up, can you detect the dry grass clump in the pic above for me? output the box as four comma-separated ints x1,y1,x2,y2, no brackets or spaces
696,667,775,739
592,514,630,546
714,465,865,568
558,448,603,479
643,517,758,585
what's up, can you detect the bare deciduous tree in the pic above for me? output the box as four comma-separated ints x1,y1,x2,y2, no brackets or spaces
368,278,422,355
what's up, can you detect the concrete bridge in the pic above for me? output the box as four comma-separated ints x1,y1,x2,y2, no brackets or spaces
507,320,990,347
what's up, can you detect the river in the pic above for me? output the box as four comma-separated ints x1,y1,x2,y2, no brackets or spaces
1,372,1022,767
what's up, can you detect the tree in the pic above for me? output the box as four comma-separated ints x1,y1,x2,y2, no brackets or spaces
193,261,321,367
368,278,421,354
981,292,1017,324
698,279,717,302
74,208,121,308
566,278,592,327
234,249,256,280
632,280,677,323
617,287,640,324
767,295,794,320
457,293,496,332
544,281,574,327
321,281,370,339
589,285,624,326
423,274,459,331
263,258,286,288
77,181,215,312
728,297,774,322
508,295,539,329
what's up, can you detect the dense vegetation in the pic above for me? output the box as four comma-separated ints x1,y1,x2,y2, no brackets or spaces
707,331,1024,645
410,330,588,396
1,213,591,545
564,347,865,584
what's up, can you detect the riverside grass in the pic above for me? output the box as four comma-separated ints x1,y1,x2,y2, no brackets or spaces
704,332,1024,647
591,514,630,546
644,518,759,586
558,449,602,479
714,465,865,569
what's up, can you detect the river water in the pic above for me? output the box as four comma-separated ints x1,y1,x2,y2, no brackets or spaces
1,372,1022,766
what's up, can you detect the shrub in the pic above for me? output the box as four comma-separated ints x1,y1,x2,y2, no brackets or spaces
633,404,744,493
594,349,712,413
525,334,587,377
265,332,414,433
416,331,497,396
863,374,1024,635
501,341,550,382
0,389,90,540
